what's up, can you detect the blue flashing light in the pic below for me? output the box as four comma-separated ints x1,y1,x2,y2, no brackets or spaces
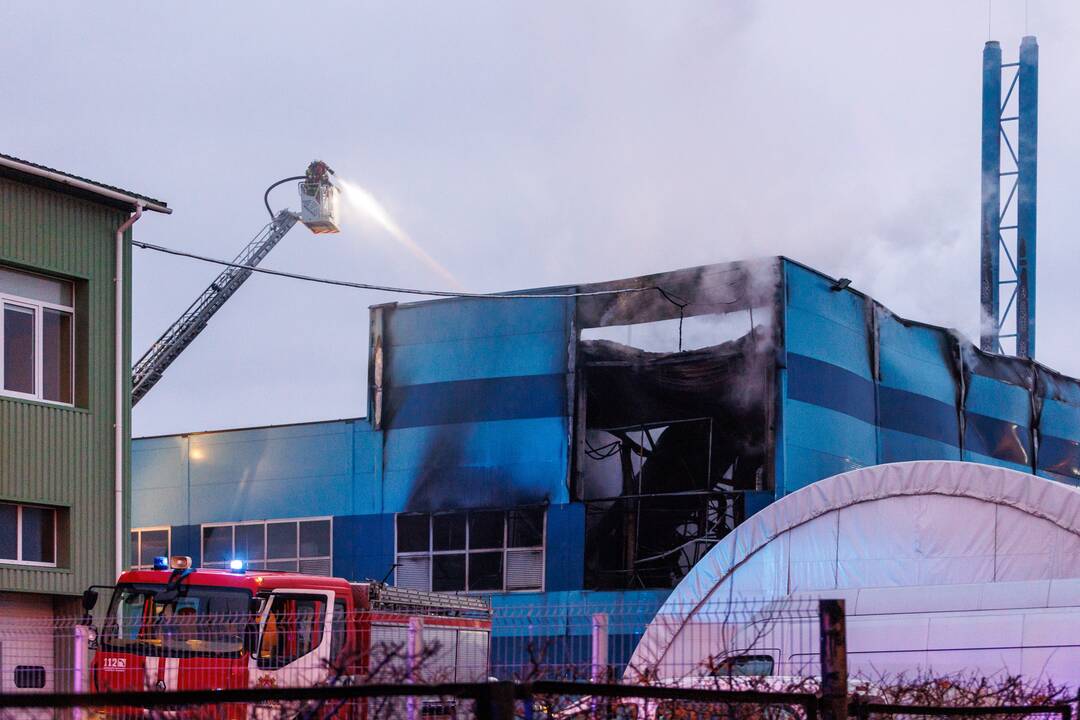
229,559,245,573
152,556,169,571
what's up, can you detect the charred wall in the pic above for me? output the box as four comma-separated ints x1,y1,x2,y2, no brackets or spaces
572,259,782,589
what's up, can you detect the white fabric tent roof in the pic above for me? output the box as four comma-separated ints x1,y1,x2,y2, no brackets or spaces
630,461,1080,674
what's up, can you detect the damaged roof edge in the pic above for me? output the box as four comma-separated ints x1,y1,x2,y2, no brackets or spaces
779,255,1080,385
374,257,771,312
0,153,170,214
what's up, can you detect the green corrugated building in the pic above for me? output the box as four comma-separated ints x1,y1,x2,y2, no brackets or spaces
0,153,168,690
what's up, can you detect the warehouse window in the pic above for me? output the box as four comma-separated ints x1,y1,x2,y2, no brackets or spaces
0,502,57,566
201,518,332,575
0,266,74,405
130,527,171,570
395,508,545,593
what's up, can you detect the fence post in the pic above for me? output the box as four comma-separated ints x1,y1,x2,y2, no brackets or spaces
475,681,516,720
591,613,609,682
819,599,848,720
406,617,423,720
73,624,90,720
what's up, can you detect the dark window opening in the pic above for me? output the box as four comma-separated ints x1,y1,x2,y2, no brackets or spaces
397,513,430,553
432,513,466,551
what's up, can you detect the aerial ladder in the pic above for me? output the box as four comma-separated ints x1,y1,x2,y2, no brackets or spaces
131,160,340,406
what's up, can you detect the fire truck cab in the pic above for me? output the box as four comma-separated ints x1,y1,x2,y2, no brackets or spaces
83,556,491,716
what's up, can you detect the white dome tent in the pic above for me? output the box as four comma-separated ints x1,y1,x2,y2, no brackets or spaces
629,461,1080,684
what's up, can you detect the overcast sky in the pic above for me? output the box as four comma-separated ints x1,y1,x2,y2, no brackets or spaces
5,1,1079,436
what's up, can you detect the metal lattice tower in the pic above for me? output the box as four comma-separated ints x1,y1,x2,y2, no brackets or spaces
981,36,1038,358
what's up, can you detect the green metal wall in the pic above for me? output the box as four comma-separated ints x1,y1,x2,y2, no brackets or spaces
0,176,131,597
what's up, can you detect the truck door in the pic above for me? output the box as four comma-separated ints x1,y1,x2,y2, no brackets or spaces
253,590,334,689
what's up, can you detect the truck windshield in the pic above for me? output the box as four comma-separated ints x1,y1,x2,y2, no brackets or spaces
100,583,252,657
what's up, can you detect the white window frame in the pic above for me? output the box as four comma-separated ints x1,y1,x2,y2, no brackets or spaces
394,507,546,593
0,502,59,568
199,516,333,574
0,269,75,406
130,526,171,570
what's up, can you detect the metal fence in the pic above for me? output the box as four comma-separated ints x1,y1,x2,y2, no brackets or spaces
0,598,819,697
0,599,1075,720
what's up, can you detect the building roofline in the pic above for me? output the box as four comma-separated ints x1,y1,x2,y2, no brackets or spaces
134,415,368,441
0,153,170,214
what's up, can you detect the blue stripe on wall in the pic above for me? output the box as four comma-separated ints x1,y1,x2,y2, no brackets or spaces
964,411,1032,467
878,386,958,446
1037,435,1080,481
386,374,567,429
786,353,875,424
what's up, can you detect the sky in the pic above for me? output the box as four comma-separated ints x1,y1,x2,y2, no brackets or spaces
4,1,1080,437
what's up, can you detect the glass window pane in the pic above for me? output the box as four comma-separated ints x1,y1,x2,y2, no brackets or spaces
468,551,503,591
508,509,544,548
4,305,35,394
432,553,466,592
0,267,71,306
267,522,297,559
0,504,17,560
468,511,504,549
202,526,232,563
21,506,54,563
432,514,466,551
130,531,139,567
396,514,429,553
299,520,330,558
235,524,265,564
264,559,298,572
139,530,169,566
42,309,72,403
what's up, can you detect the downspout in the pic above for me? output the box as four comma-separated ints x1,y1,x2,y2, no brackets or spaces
115,204,143,578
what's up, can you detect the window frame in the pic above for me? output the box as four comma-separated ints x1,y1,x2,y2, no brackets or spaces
0,269,75,406
199,516,333,574
394,507,546,593
0,502,59,568
130,526,172,570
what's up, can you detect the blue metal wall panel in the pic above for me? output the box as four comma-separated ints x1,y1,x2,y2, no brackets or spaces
386,297,570,347
782,400,875,493
390,332,569,386
876,311,961,461
132,436,189,527
333,513,395,582
962,373,1033,471
544,504,584,592
780,263,876,495
186,422,355,523
381,295,572,513
382,424,569,512
385,374,565,429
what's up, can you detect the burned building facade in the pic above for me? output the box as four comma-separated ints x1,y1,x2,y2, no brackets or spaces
132,256,1080,668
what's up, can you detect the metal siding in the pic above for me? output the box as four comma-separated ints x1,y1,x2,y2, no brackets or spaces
187,421,353,523
131,435,189,527
381,297,572,513
543,503,584,592
0,177,127,597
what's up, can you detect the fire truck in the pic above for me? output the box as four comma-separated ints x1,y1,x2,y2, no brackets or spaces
81,556,492,717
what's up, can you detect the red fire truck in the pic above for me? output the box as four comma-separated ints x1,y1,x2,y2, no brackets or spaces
82,556,492,718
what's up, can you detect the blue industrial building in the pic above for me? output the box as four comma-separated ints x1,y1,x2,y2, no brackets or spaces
132,256,1080,672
